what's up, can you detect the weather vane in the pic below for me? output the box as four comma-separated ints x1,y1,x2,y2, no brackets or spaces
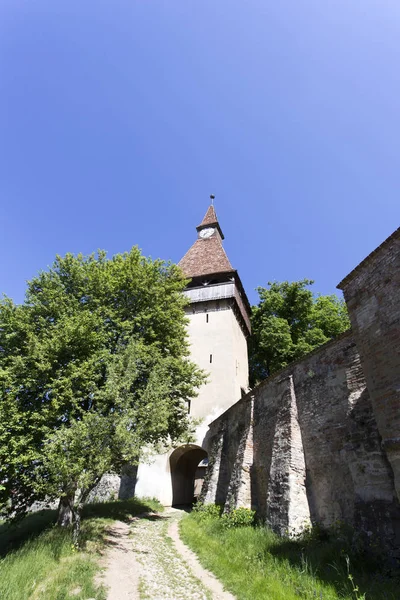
210,194,215,206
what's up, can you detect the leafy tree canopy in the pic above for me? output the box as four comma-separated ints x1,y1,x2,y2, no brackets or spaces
0,249,205,528
249,279,350,385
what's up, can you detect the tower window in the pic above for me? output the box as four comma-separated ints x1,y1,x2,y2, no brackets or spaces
210,354,213,364
206,314,209,323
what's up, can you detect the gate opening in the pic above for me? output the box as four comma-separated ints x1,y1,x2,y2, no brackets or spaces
170,445,208,506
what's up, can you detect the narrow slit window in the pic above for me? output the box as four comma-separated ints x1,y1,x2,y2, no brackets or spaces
206,314,209,323
210,354,213,364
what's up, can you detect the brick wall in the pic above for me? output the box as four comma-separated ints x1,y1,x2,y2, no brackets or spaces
202,332,400,548
201,392,253,509
338,228,400,503
201,226,400,549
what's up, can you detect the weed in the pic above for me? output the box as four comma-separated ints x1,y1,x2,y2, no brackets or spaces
345,555,366,600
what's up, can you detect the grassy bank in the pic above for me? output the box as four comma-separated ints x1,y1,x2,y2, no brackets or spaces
180,510,400,600
0,497,162,600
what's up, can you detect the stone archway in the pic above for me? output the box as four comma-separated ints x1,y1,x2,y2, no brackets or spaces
170,444,208,506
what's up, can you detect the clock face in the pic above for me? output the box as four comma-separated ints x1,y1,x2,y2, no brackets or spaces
199,227,215,239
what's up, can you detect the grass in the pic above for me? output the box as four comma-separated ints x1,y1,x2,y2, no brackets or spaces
0,497,163,600
180,512,400,600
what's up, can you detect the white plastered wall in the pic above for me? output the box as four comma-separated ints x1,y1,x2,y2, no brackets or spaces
135,298,249,504
135,453,174,505
186,299,249,425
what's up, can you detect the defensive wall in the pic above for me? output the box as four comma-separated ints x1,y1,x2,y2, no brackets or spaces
338,228,400,504
201,227,400,550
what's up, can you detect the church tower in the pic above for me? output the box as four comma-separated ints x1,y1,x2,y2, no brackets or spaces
179,203,251,424
135,202,251,506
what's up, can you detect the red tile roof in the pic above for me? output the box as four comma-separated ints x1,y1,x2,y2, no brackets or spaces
179,235,234,278
179,204,251,334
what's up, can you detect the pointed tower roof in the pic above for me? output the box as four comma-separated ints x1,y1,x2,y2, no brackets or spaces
179,205,233,278
199,204,217,226
179,236,234,278
196,204,224,239
179,202,252,334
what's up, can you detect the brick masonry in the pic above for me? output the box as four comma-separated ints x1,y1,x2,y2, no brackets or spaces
338,228,400,503
201,226,400,550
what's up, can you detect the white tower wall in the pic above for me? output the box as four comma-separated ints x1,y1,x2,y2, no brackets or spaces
186,299,249,428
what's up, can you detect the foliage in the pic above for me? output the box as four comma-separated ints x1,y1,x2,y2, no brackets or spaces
249,279,350,384
0,249,206,527
192,502,256,527
192,503,255,528
191,502,223,520
221,507,255,528
0,497,161,600
180,512,400,600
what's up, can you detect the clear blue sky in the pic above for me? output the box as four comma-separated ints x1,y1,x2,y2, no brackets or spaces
1,1,399,306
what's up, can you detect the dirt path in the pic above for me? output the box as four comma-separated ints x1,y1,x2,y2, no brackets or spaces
102,520,140,600
101,509,235,600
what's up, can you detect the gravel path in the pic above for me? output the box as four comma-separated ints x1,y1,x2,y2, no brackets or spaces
103,509,235,600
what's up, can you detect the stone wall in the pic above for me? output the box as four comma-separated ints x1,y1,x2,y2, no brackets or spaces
88,465,138,503
202,390,253,509
201,331,400,548
338,227,400,504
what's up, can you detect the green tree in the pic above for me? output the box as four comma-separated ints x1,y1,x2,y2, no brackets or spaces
0,249,205,534
249,280,350,385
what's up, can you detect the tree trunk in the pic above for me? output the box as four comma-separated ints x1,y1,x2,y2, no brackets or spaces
57,479,100,537
70,487,92,542
72,505,82,544
57,491,75,527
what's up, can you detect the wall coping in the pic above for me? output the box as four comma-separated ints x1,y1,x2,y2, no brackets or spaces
208,329,354,428
337,227,400,290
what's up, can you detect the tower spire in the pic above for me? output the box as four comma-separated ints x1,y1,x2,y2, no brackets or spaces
196,203,224,238
178,203,252,335
179,204,231,277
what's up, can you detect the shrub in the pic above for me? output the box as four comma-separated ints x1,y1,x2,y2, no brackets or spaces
191,503,222,520
222,507,256,528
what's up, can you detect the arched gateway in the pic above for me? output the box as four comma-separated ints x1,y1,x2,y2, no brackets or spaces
170,445,208,506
